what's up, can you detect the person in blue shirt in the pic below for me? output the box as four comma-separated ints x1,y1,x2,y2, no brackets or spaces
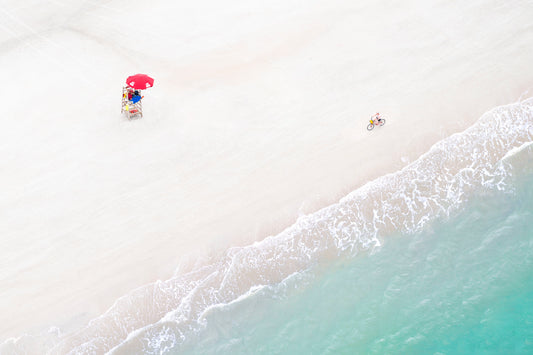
131,90,142,103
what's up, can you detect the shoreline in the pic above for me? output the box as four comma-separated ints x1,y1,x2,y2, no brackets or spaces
37,96,533,353
3,90,531,345
2,0,533,345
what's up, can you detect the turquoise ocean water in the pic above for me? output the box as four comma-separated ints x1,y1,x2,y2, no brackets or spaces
2,100,533,354
165,101,533,355
176,145,533,354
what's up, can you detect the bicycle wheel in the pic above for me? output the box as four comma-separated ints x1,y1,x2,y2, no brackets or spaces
380,118,386,126
367,123,374,131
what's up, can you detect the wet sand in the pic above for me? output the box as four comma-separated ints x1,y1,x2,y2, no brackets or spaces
1,0,533,341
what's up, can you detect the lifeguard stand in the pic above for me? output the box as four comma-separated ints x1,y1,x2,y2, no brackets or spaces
121,86,143,119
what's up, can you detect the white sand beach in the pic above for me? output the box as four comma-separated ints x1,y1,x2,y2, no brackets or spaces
1,0,533,345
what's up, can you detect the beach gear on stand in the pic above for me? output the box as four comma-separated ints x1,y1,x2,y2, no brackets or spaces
121,74,154,119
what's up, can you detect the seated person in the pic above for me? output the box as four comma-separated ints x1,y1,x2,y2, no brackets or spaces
131,90,142,103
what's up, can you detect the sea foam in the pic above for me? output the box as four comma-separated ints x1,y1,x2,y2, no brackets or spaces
2,99,532,355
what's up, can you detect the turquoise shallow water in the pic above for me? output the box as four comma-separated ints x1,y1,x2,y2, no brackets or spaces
3,101,531,354
175,146,533,355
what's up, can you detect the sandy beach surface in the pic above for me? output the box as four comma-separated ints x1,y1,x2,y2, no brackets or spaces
1,0,532,342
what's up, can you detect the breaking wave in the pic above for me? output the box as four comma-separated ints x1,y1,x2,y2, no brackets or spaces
2,98,532,355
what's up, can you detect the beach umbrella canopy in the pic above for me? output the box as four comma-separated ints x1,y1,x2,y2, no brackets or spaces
126,74,154,89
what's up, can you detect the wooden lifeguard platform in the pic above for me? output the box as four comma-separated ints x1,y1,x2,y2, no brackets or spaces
121,86,143,119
